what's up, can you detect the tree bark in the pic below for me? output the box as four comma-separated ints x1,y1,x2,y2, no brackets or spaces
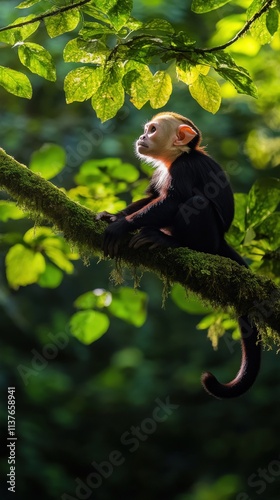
0,148,279,342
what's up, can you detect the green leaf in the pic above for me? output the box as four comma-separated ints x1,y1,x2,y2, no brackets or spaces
17,0,42,7
256,213,280,250
176,61,209,85
91,65,125,121
18,42,56,81
0,201,25,221
247,0,276,44
246,178,280,228
143,18,175,34
0,66,32,98
79,21,116,39
29,143,66,179
150,71,172,108
216,66,257,98
266,8,279,36
69,310,110,344
191,0,231,13
44,8,80,38
123,62,153,109
44,246,74,274
0,15,40,44
96,0,133,30
171,284,212,314
74,289,112,310
6,244,45,288
108,287,147,327
63,38,108,65
189,74,221,113
64,67,103,103
37,262,63,289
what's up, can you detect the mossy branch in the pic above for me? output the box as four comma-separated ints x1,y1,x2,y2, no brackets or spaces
0,148,280,341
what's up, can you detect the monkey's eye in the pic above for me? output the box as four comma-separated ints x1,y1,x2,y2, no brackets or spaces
150,125,156,133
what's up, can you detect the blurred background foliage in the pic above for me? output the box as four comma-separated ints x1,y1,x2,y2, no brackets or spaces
0,1,280,499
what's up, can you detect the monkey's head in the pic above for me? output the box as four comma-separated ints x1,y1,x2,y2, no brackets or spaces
135,112,202,167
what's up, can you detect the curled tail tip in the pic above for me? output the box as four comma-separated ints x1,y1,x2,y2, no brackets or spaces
201,371,222,399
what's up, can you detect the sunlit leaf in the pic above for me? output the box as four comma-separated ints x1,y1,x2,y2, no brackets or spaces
189,74,221,113
256,213,280,250
95,0,133,30
0,66,32,98
123,62,153,109
0,15,40,44
246,178,280,228
150,71,172,108
38,262,63,288
18,42,56,81
0,201,25,221
74,289,112,310
91,65,125,121
17,0,42,7
171,284,212,314
69,310,110,344
108,287,147,326
29,143,66,179
63,38,108,65
64,67,103,103
192,0,231,13
44,8,80,38
6,244,45,288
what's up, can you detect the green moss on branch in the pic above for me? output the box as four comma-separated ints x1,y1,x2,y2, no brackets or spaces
0,148,279,343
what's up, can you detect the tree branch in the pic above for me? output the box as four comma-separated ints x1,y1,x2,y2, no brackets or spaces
199,0,274,53
0,0,91,33
0,148,279,342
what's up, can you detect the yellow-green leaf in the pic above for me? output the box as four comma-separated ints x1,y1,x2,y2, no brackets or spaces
108,287,147,327
38,262,63,289
18,42,56,81
189,74,221,113
91,72,125,122
6,244,45,288
0,201,25,221
44,8,80,38
123,63,153,109
29,143,66,179
0,15,40,44
0,66,32,98
69,310,110,344
63,38,108,65
64,67,103,103
150,71,172,108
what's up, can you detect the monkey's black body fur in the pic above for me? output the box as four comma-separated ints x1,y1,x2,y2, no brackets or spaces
101,149,261,399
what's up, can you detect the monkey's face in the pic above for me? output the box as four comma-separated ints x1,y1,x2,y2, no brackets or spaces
136,118,177,161
135,116,197,167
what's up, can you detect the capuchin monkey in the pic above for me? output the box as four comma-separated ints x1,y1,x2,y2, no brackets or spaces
96,112,261,399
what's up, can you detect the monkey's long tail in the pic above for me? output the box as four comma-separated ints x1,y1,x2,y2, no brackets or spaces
201,240,261,399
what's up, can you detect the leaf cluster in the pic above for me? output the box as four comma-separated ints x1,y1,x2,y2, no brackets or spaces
0,0,278,119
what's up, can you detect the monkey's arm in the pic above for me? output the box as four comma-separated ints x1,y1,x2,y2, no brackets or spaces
102,195,179,257
96,194,157,222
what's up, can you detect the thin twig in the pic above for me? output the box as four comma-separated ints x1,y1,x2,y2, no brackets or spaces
199,0,274,53
0,0,91,33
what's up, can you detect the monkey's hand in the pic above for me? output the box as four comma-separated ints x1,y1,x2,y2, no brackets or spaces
96,211,118,223
129,228,174,250
102,218,131,258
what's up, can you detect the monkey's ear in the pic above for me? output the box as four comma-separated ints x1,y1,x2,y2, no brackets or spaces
173,124,197,146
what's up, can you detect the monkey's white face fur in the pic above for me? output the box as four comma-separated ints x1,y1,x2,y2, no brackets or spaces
135,115,196,169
